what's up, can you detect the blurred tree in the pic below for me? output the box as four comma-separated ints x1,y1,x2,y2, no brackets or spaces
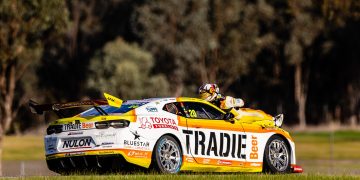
132,0,276,96
207,0,277,92
321,0,360,26
320,0,360,126
0,0,68,174
0,0,358,138
132,0,211,96
284,0,324,129
37,0,138,102
87,37,170,99
264,0,360,127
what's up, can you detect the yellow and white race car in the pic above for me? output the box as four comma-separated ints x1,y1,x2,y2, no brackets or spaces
29,93,303,174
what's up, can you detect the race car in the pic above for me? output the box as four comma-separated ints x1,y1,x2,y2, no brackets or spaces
29,93,303,174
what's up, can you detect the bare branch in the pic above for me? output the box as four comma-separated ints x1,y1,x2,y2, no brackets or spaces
15,61,31,82
0,63,7,95
11,95,29,120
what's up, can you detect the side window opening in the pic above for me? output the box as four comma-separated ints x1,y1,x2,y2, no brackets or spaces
163,103,185,116
202,105,225,120
182,102,224,120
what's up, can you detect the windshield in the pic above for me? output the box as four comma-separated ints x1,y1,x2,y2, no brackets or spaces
80,101,149,117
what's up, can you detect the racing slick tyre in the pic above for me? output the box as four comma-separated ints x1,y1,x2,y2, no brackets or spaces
263,135,291,173
152,135,182,174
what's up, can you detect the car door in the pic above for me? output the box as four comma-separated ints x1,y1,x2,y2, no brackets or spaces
181,101,247,166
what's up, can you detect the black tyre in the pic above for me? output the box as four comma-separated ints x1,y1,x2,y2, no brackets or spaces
152,135,182,173
263,135,291,173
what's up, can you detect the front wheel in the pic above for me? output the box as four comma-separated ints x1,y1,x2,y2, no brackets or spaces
263,135,291,173
153,135,182,173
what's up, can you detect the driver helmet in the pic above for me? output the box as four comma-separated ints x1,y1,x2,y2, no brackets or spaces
198,83,219,102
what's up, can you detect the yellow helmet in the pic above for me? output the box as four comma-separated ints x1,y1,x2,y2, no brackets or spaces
198,83,219,102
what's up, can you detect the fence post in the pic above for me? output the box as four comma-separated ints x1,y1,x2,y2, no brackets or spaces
20,161,25,176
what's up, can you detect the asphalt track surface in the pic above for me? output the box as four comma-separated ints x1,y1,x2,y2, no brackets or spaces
2,160,360,177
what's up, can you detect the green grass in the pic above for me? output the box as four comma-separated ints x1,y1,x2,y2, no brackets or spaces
2,135,45,160
291,131,360,160
292,131,360,142
1,174,360,180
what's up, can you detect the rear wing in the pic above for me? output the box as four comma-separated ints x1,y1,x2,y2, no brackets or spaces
29,93,123,118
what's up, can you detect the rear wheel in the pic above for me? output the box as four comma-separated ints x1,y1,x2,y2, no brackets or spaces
263,135,291,173
153,135,182,173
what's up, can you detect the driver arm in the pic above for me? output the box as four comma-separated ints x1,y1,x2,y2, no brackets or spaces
220,96,244,109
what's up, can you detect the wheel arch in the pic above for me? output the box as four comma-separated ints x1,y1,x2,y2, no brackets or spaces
272,134,292,154
262,133,293,173
150,133,184,162
275,133,297,166
158,133,183,154
266,134,293,159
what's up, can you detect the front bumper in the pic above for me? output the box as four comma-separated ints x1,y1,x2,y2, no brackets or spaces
291,165,303,173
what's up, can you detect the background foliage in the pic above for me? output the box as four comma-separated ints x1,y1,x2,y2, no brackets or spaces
0,0,359,134
87,37,170,99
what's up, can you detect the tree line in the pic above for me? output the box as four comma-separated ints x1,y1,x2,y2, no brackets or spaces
1,0,359,136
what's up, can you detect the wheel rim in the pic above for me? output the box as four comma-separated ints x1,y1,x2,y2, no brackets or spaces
268,139,289,171
158,138,181,172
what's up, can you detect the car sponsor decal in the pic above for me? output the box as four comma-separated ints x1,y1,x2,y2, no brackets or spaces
100,142,114,148
139,117,178,131
81,122,94,129
61,138,93,149
45,137,57,151
63,123,81,131
47,149,152,161
185,156,195,163
130,130,141,140
138,117,152,129
182,155,263,168
64,152,85,157
250,135,259,159
127,150,150,158
123,140,150,150
68,131,83,135
101,142,114,145
93,132,116,146
250,162,262,167
202,158,211,164
62,121,94,131
182,130,247,159
123,130,150,150
188,109,197,118
146,106,158,112
94,132,116,139
217,160,232,165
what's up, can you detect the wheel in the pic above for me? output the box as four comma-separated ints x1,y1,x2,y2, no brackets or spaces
153,135,182,173
263,135,291,173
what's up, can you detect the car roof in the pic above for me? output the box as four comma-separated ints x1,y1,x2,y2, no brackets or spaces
124,97,209,104
126,97,224,113
122,98,163,104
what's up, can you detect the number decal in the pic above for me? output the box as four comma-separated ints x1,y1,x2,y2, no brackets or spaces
189,109,197,118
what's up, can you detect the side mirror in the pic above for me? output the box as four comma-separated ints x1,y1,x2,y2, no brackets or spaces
224,112,234,121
